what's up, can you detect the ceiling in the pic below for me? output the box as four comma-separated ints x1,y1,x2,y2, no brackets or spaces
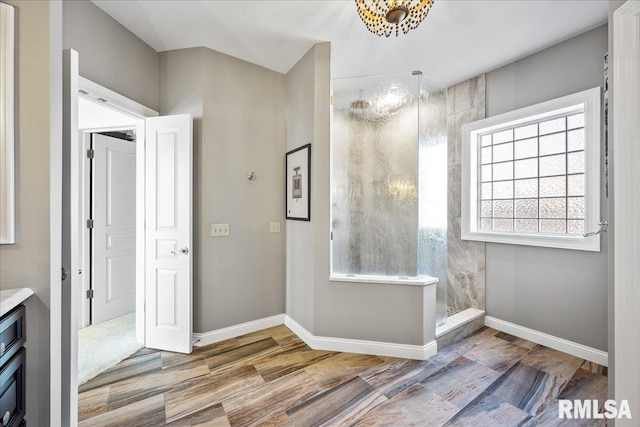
92,0,608,87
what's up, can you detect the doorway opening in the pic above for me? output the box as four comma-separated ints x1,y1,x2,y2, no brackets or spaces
77,96,143,384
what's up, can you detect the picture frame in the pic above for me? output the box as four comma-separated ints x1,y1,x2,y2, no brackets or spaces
0,2,15,244
286,144,311,221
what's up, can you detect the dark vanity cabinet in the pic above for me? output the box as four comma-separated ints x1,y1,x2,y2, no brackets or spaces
0,305,26,427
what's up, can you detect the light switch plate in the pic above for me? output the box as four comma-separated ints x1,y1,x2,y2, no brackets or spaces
211,223,230,237
269,222,281,233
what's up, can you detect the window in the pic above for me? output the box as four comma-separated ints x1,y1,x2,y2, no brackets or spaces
461,87,601,251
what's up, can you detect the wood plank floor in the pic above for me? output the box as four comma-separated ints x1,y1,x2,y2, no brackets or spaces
78,325,608,426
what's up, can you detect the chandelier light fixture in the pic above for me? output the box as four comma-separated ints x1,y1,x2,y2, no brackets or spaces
355,0,435,37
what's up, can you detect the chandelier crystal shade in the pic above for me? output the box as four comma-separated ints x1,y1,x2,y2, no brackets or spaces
355,0,435,37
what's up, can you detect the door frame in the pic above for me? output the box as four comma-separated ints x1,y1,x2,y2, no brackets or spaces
77,78,158,343
78,125,138,329
612,1,640,422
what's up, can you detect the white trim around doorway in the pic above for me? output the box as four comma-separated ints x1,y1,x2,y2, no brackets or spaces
613,1,640,423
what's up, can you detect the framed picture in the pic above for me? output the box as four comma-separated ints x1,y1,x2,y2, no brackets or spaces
286,144,311,221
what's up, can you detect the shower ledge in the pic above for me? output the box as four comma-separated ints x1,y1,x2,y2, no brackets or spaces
329,274,438,287
436,307,485,338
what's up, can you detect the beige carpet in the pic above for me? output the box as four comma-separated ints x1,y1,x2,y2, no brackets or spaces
78,312,143,385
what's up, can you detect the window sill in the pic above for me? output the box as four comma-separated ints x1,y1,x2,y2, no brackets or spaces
462,230,600,252
329,274,438,287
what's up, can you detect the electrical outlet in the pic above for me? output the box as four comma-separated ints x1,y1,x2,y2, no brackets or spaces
211,223,230,237
269,222,281,233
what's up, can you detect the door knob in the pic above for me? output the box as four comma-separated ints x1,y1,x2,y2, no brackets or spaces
171,247,189,255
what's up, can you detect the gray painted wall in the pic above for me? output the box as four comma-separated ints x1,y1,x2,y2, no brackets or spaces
199,48,286,332
0,1,52,425
63,0,159,110
285,43,435,346
158,48,206,331
160,47,287,333
284,46,315,331
485,24,608,351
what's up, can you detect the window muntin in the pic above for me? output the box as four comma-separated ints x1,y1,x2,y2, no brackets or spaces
461,87,601,252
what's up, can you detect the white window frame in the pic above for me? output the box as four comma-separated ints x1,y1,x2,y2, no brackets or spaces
461,87,601,252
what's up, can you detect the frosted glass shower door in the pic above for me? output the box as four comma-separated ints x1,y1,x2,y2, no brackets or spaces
332,74,420,277
331,72,448,327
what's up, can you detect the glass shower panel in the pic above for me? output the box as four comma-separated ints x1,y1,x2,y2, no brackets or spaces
417,75,448,327
332,74,420,277
331,72,448,326
331,73,448,326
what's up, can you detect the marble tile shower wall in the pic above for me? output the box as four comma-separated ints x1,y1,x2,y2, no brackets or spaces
447,75,486,314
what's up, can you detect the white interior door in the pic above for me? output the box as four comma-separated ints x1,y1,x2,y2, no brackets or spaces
92,133,137,324
144,114,193,354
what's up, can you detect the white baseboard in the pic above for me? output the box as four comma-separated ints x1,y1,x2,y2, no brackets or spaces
193,314,285,347
192,313,438,361
284,315,437,361
484,316,608,367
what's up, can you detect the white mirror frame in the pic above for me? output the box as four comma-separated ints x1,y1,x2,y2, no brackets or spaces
0,2,15,244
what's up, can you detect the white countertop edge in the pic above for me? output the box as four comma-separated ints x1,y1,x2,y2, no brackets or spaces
329,275,438,287
0,288,35,317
